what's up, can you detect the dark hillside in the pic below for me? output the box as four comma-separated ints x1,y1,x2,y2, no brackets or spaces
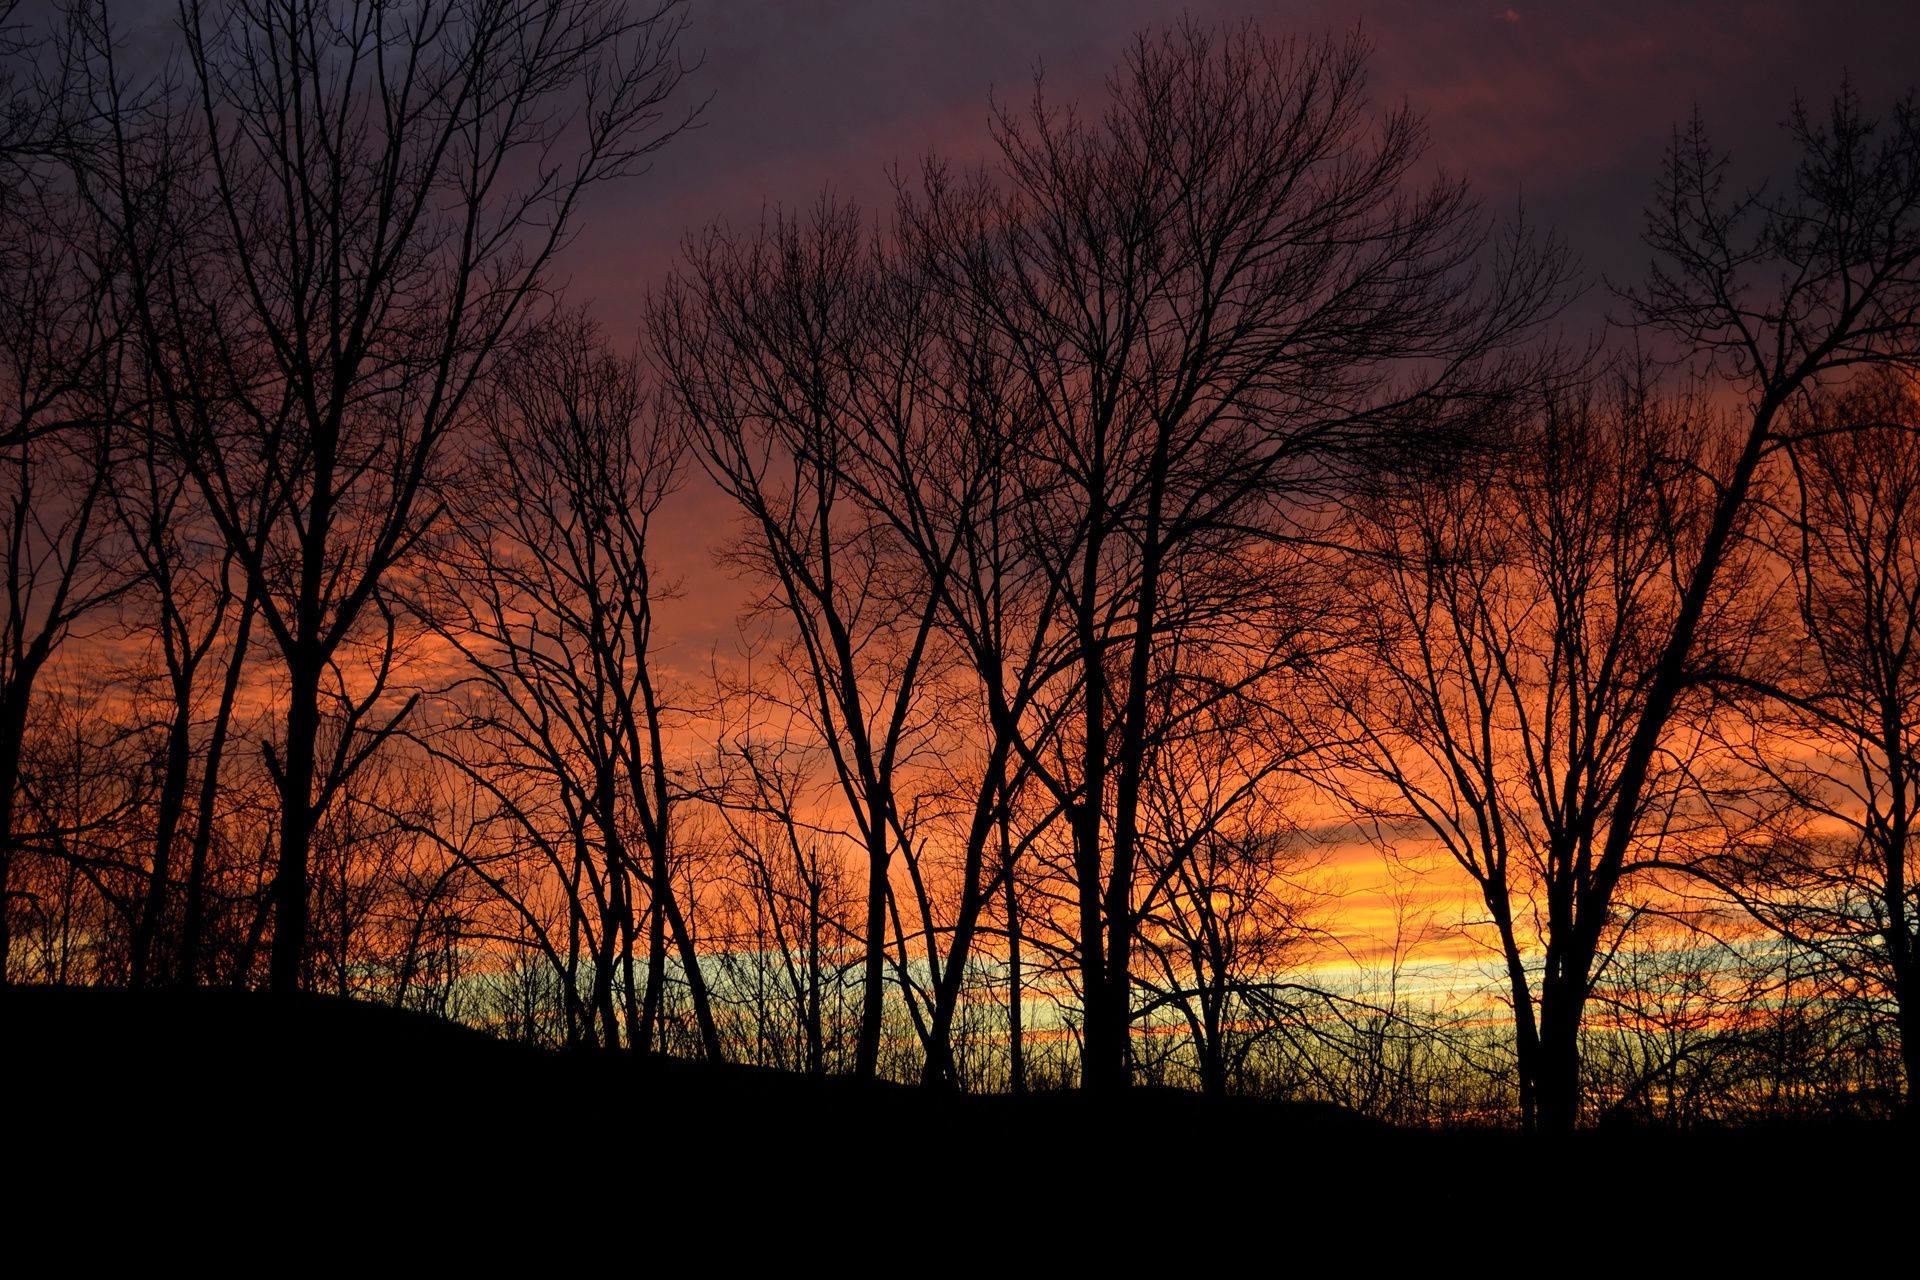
6,985,1904,1254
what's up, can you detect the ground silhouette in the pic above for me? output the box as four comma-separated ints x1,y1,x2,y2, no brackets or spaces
8,985,1904,1261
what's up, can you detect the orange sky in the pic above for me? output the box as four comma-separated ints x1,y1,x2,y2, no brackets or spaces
543,0,1919,996
45,0,1918,1010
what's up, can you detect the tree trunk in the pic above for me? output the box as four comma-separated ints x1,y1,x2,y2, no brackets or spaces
805,870,824,1075
1896,981,1918,1118
1535,971,1588,1136
657,880,723,1063
594,853,623,1049
639,890,665,1053
919,743,1013,1088
1006,866,1025,1095
1074,799,1120,1092
1489,890,1541,1133
855,824,889,1081
268,655,321,995
1199,999,1227,1102
0,680,31,984
619,887,641,1051
131,688,194,988
180,594,253,987
1888,908,1917,1115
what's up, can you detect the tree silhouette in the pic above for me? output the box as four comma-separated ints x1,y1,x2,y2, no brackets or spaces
1318,374,1742,1132
422,310,721,1057
656,203,954,1081
0,6,132,979
115,0,698,994
1569,83,1920,1134
899,22,1567,1092
1707,371,1920,1113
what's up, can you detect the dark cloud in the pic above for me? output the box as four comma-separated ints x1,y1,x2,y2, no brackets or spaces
545,0,1920,653
566,1,1919,327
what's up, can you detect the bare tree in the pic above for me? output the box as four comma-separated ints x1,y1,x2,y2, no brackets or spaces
659,197,1078,1088
7,671,148,984
114,0,699,995
1129,667,1334,1099
899,21,1566,1092
655,203,955,1081
0,5,132,978
1548,82,1920,1132
700,690,865,1075
1704,370,1920,1112
422,310,721,1057
110,347,253,989
1313,372,1756,1131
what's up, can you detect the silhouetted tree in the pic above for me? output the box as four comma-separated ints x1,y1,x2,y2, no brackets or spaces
1318,376,1727,1132
656,204,954,1081
899,21,1566,1092
1563,82,1920,1134
422,310,721,1057
700,689,865,1074
110,358,253,990
0,5,131,980
1704,371,1920,1112
118,0,698,995
8,674,147,983
1129,670,1333,1099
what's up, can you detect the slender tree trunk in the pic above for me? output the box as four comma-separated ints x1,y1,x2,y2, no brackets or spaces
1074,474,1128,1094
1088,438,1169,1098
855,823,889,1081
619,891,641,1051
920,742,1013,1088
1896,978,1918,1118
639,890,665,1053
131,685,194,988
1006,864,1025,1095
657,881,723,1062
268,654,321,995
806,873,824,1075
595,851,623,1049
565,859,586,1047
0,681,32,984
180,593,253,986
1489,891,1541,1133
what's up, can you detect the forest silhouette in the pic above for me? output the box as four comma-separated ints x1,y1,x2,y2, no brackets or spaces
4,0,1918,1163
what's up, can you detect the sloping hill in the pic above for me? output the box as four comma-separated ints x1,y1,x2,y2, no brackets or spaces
3,984,1903,1261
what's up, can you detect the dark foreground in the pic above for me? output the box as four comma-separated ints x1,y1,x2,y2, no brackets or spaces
4,986,1903,1259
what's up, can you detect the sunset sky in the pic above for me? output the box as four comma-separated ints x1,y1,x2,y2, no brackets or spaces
11,2,1918,1115
524,1,1920,980
537,0,1920,653
9,0,1911,1122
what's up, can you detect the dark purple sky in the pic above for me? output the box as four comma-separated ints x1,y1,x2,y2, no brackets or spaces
566,0,1920,333
577,1,1918,656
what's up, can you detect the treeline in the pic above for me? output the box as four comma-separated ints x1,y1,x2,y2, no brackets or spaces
3,2,1917,1134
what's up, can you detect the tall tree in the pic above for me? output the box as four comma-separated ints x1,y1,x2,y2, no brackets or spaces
1568,83,1920,1133
656,204,955,1081
1317,375,1734,1133
901,21,1566,1092
129,0,696,994
423,310,721,1058
1705,370,1920,1112
0,5,130,979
